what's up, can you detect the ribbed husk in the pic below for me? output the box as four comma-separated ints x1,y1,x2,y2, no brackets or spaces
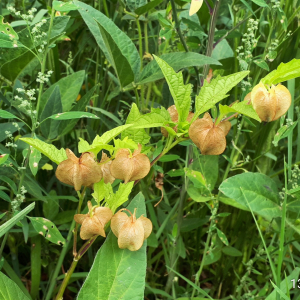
99,152,115,184
111,208,153,251
56,149,103,191
74,202,113,240
161,105,194,137
251,82,291,122
189,113,231,155
110,144,150,183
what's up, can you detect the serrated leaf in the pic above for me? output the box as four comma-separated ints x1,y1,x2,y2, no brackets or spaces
262,59,300,85
19,137,67,165
121,103,150,145
28,217,65,245
114,137,138,151
193,71,249,120
153,55,192,123
92,179,107,204
0,202,35,238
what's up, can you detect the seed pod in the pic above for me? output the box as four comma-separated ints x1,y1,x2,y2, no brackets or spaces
251,82,291,122
110,144,150,183
74,201,113,240
111,208,152,251
161,105,194,137
56,149,103,191
99,152,115,184
189,113,231,155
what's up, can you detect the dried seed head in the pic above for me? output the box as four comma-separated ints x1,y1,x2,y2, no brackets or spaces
161,105,194,137
111,208,152,251
251,82,291,122
56,149,103,191
110,144,150,183
189,113,231,155
74,201,113,240
99,152,115,184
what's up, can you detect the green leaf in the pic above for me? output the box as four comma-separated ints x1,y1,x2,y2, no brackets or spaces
75,1,140,81
114,137,138,151
87,106,122,125
29,148,42,176
39,71,85,117
77,193,147,300
0,191,11,202
216,228,229,246
219,172,281,220
96,21,134,87
222,246,242,257
262,59,300,86
0,175,18,195
19,138,67,165
253,59,269,71
0,154,9,166
212,39,234,60
126,0,147,12
159,154,180,162
0,34,24,48
273,121,298,147
138,52,221,85
185,168,208,189
250,0,269,7
46,111,99,121
0,16,19,40
40,86,63,140
52,1,79,11
135,0,164,15
28,217,65,246
0,202,35,238
92,179,107,204
121,103,150,145
0,110,20,120
0,272,31,300
154,55,192,123
193,71,249,120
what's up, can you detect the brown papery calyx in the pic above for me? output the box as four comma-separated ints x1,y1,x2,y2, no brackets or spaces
110,144,150,184
251,82,291,122
99,152,115,184
55,149,103,191
110,208,152,251
189,112,231,155
161,105,194,137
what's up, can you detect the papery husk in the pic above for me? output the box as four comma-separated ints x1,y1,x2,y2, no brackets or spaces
110,144,150,183
74,203,113,240
161,105,194,137
111,211,129,237
189,113,231,155
56,149,103,191
251,82,291,122
99,152,115,184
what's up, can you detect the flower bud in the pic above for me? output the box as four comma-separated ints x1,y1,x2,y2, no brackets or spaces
161,105,194,137
251,82,291,122
110,144,150,183
74,201,113,240
99,152,115,184
189,113,231,155
56,149,103,191
111,208,152,251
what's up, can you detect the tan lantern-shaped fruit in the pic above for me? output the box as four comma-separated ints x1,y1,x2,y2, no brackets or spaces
110,144,150,183
161,105,194,137
74,201,113,240
99,152,115,184
251,82,291,122
55,149,103,191
111,208,152,251
189,112,231,155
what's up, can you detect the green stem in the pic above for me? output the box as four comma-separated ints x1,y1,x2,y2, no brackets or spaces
30,235,42,300
287,79,295,179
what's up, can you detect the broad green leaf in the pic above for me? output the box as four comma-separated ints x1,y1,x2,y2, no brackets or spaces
250,0,269,7
46,111,99,121
0,16,19,40
212,39,234,60
121,103,150,145
135,0,164,15
0,154,9,166
159,154,180,162
114,138,138,151
154,55,192,123
29,148,42,176
19,137,67,164
219,172,281,220
262,59,300,86
0,272,31,300
193,71,249,120
0,16,69,82
0,110,20,120
0,34,24,48
0,122,24,142
216,228,229,246
166,169,185,177
254,59,269,71
96,21,134,88
126,0,147,12
185,168,208,189
0,202,35,238
75,1,140,81
273,120,298,147
57,85,98,136
40,86,63,140
53,0,79,11
77,192,147,300
138,52,221,84
92,179,107,204
39,71,85,117
28,217,65,245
